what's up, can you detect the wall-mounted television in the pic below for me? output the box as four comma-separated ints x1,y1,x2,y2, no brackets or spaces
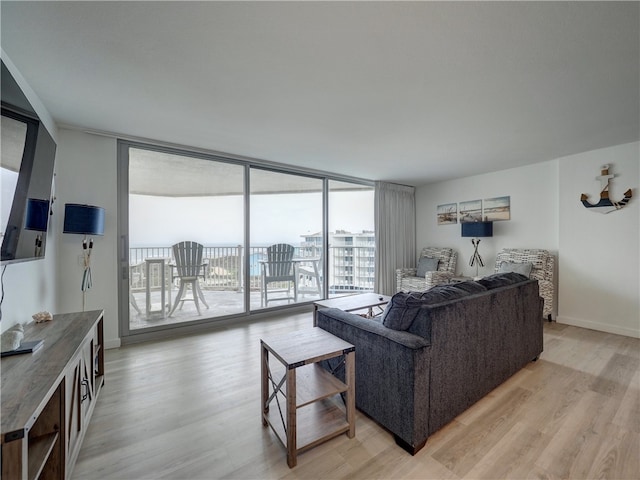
1,59,57,265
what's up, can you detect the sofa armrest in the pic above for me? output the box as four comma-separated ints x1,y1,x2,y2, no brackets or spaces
317,307,429,349
397,268,424,292
537,278,554,319
396,267,418,278
317,308,431,450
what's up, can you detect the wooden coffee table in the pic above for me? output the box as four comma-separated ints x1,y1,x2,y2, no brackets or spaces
261,328,355,467
313,292,391,326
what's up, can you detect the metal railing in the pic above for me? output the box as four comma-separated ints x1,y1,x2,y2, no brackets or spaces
129,244,374,294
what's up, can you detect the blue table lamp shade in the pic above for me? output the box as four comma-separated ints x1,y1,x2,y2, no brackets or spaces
63,204,105,235
25,199,50,232
25,198,50,256
461,221,493,238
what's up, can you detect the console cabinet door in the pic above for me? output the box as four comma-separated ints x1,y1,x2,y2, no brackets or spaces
65,354,83,464
65,331,96,470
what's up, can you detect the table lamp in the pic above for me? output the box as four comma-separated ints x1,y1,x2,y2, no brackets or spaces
63,203,105,310
461,221,493,279
24,198,50,256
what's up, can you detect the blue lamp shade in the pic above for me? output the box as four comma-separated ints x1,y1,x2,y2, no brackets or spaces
461,221,493,238
63,204,105,235
24,199,50,232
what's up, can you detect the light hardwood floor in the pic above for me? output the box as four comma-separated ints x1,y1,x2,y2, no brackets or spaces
73,312,639,479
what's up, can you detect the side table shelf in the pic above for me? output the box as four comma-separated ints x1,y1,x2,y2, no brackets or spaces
261,328,355,468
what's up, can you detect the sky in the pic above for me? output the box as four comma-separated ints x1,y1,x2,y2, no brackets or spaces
129,190,374,247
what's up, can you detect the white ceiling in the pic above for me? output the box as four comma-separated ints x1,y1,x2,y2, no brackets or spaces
1,1,638,187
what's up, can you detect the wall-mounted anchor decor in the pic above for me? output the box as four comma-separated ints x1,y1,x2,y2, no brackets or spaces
580,164,632,214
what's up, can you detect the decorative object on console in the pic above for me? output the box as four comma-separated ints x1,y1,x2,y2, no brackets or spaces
580,164,632,214
63,203,105,310
32,311,53,323
1,323,24,352
1,339,44,357
24,198,50,257
461,221,493,279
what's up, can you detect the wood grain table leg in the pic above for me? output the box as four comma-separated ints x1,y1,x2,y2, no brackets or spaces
345,350,355,438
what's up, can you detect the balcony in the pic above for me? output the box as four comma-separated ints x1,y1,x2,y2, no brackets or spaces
128,245,374,330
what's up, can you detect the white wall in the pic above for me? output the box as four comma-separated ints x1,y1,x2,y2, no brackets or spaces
416,160,559,278
55,129,120,347
416,142,639,338
558,142,639,337
1,52,59,334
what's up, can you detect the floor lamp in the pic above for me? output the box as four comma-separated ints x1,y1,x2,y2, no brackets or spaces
63,203,105,311
461,221,493,279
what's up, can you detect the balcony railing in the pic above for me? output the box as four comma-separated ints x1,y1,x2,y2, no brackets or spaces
129,245,374,294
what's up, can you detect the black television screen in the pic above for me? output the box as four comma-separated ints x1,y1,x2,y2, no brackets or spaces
1,59,57,265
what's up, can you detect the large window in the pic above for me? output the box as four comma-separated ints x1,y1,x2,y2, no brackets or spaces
328,180,375,297
118,141,374,340
250,168,323,310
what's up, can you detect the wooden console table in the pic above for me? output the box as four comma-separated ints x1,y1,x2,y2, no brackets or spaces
261,328,355,467
1,310,105,479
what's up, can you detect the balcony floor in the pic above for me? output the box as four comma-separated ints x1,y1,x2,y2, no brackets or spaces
129,287,322,330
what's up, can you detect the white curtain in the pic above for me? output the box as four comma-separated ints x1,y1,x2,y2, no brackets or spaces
374,181,416,295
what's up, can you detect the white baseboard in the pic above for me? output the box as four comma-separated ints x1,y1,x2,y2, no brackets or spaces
556,315,640,339
104,338,121,349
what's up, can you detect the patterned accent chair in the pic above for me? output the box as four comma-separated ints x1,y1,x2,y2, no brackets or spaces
494,248,555,321
396,247,458,293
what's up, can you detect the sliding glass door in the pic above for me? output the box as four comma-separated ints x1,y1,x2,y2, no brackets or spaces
122,145,245,333
250,168,323,310
118,140,375,340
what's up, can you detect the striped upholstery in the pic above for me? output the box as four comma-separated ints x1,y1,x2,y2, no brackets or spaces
494,248,555,320
396,247,458,292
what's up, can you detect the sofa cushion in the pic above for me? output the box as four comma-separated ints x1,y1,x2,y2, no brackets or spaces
413,284,471,303
478,272,529,289
416,256,439,277
498,261,533,278
382,285,473,332
449,280,487,295
381,292,425,331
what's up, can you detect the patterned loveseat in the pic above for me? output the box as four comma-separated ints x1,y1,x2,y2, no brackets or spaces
494,248,555,320
396,247,458,292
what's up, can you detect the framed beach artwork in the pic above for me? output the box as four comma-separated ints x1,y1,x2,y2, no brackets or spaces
459,199,482,223
483,196,511,221
437,203,458,225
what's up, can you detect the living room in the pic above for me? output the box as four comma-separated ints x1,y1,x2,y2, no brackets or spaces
1,2,638,479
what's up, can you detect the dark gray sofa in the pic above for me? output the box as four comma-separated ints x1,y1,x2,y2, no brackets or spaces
316,273,544,454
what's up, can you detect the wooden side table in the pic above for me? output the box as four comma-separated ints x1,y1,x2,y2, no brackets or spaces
260,328,355,467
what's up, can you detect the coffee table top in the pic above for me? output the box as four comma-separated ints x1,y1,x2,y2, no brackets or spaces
314,292,391,312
